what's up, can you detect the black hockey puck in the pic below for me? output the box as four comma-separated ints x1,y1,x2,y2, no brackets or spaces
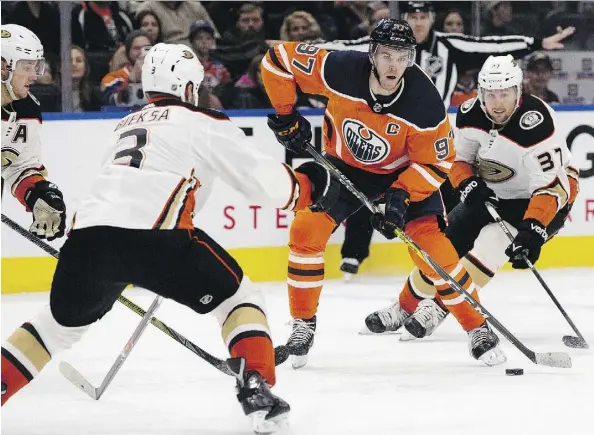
505,368,524,376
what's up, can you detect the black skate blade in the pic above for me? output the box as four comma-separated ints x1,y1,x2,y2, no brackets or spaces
562,335,589,349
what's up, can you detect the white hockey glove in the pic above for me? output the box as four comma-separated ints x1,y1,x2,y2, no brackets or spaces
24,181,67,241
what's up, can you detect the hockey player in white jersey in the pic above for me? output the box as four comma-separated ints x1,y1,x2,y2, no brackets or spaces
365,55,579,362
1,24,66,240
1,43,339,433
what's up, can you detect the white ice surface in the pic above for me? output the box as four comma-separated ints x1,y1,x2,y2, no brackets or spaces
2,268,593,435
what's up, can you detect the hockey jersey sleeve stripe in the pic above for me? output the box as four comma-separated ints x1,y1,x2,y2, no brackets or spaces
173,178,200,229
448,161,475,189
152,177,186,229
426,164,449,180
566,166,580,204
524,176,568,226
411,163,443,188
261,55,293,79
12,172,46,208
267,47,291,75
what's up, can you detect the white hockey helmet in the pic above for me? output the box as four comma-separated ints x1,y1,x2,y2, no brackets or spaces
142,43,204,106
477,55,523,120
1,24,45,100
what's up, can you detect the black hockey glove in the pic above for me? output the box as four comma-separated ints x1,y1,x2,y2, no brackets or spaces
458,176,498,207
505,219,548,269
294,161,340,212
24,180,67,241
370,188,410,240
267,110,312,153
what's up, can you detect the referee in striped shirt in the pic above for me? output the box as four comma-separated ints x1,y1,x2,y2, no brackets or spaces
320,1,575,108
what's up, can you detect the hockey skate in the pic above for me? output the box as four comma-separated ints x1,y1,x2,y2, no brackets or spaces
340,258,360,281
468,322,507,366
400,298,449,341
361,300,410,334
287,316,316,369
228,357,290,434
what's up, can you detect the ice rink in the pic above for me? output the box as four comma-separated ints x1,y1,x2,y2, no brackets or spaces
2,268,593,435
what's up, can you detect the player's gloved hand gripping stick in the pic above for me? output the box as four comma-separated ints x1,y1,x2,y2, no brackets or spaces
484,202,588,349
300,145,572,368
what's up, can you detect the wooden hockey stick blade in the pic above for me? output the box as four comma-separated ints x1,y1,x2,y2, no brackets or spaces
59,361,99,400
533,352,572,368
562,335,589,349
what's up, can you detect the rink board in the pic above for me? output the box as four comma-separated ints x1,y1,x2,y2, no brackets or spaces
2,107,593,293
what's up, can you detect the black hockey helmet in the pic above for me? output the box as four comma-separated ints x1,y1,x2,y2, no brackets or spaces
401,1,435,15
369,19,416,68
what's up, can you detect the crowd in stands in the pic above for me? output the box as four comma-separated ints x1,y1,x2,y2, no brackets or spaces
1,1,593,112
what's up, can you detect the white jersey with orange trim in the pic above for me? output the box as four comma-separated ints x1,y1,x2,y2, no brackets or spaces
450,94,573,226
73,99,305,231
1,94,48,207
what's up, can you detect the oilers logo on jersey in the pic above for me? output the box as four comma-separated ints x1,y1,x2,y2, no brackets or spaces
342,119,390,164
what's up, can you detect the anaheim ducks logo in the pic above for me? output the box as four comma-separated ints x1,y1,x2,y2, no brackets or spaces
181,50,194,59
1,30,11,38
1,148,20,169
478,156,516,183
342,119,389,164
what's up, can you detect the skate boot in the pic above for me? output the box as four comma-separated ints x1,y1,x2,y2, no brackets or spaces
340,258,360,281
401,298,449,341
362,300,411,334
229,358,290,434
287,316,316,369
468,322,507,366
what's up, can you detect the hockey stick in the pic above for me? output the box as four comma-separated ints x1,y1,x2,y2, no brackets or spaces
1,214,290,376
303,145,571,368
59,296,163,400
484,202,588,349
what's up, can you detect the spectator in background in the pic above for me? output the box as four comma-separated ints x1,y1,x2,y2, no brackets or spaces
135,1,219,48
72,1,134,51
220,3,266,47
6,1,61,58
215,3,269,80
71,46,102,112
442,9,464,34
279,11,324,42
483,1,519,36
136,10,163,44
524,52,559,103
189,20,229,106
101,31,151,106
332,1,373,40
223,54,271,109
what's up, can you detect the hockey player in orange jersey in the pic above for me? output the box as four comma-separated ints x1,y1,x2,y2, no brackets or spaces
262,19,504,368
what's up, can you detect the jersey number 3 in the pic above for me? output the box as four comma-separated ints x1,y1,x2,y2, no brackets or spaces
113,128,148,169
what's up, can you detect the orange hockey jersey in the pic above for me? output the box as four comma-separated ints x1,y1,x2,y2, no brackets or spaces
261,42,454,202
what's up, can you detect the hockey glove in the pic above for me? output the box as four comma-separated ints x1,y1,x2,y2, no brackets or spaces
25,180,67,241
267,110,312,153
370,188,410,240
458,176,498,207
505,219,548,269
294,161,340,212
